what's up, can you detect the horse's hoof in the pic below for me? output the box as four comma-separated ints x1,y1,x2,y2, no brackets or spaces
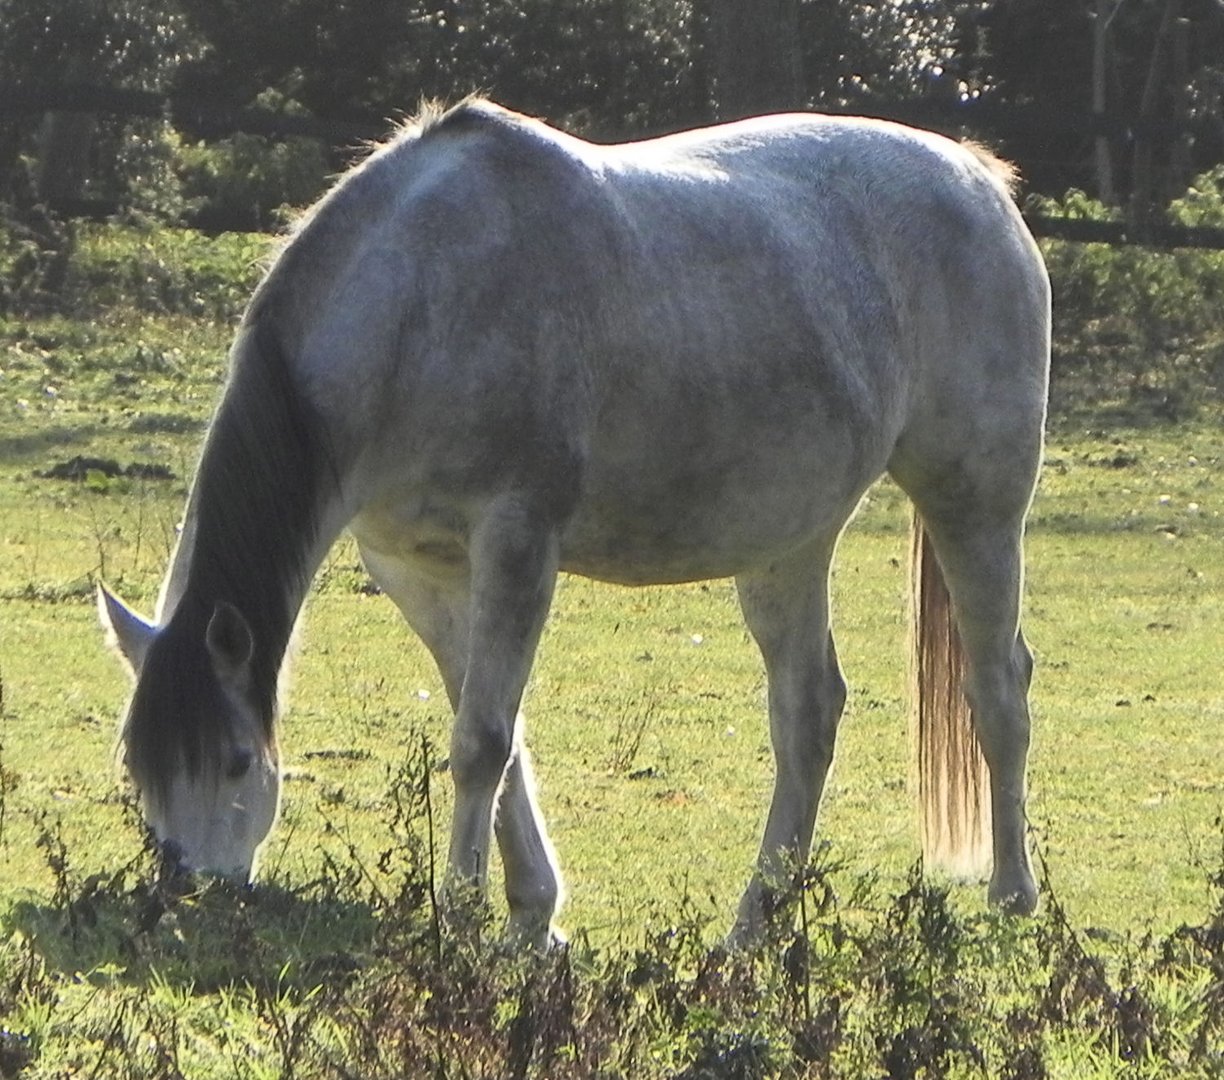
505,916,566,953
988,874,1039,916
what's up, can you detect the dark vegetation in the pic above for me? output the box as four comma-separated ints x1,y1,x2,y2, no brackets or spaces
2,0,1223,228
3,742,1223,1078
1035,181,1224,423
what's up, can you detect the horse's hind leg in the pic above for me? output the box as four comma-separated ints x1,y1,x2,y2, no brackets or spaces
358,535,563,948
897,468,1040,914
731,532,846,943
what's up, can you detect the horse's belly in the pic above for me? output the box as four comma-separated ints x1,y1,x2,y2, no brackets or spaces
559,469,861,585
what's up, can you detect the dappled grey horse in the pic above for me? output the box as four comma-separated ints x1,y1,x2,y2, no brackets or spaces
99,99,1049,947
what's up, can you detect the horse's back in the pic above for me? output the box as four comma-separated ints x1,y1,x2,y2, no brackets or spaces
262,102,1048,583
592,110,1047,410
558,113,1048,579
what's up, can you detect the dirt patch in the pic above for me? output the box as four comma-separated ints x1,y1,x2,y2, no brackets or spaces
37,455,176,481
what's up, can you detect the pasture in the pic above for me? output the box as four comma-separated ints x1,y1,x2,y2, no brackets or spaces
0,225,1222,1076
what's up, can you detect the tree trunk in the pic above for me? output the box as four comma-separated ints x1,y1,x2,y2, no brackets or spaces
1167,14,1192,200
1130,0,1179,237
1092,0,1115,204
701,0,803,122
36,110,97,209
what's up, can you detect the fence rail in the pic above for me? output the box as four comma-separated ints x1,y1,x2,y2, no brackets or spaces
5,82,1224,250
0,82,388,142
7,81,1223,144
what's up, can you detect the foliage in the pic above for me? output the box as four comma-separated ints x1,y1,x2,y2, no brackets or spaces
1029,177,1224,419
1175,164,1224,229
3,0,1221,225
170,0,703,142
960,0,1224,196
0,213,76,314
0,0,195,207
0,221,269,319
175,96,331,233
798,0,963,107
1,756,1222,1077
0,0,187,92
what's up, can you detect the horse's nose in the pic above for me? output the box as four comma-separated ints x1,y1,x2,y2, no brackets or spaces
159,839,188,874
155,840,202,899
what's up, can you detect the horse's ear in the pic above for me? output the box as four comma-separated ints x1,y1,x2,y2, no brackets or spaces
205,601,254,682
97,583,156,673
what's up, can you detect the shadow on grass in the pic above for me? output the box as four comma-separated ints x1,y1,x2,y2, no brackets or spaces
8,872,383,995
125,412,207,436
0,424,104,463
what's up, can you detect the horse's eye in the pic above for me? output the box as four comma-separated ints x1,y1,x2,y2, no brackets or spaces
226,748,254,781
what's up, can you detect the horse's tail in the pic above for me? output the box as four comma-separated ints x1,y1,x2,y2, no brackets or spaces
910,515,991,877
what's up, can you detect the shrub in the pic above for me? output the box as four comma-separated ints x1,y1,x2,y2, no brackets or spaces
174,93,333,233
0,218,272,319
1033,177,1224,420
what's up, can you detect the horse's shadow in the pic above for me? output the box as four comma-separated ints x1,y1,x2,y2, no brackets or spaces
9,867,399,994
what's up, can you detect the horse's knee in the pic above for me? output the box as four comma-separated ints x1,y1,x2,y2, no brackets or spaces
450,718,514,791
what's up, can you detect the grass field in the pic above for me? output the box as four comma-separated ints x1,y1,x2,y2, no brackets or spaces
1,228,1222,1076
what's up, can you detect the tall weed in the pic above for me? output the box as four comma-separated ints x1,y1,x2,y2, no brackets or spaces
4,752,1223,1079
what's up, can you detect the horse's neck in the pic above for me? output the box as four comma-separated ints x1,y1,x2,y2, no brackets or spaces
152,456,347,703
155,494,201,622
153,317,344,647
156,487,345,709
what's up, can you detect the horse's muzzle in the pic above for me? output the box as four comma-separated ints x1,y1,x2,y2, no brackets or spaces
157,840,253,894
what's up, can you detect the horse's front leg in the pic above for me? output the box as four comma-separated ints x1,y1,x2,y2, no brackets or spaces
446,504,560,928
730,535,845,945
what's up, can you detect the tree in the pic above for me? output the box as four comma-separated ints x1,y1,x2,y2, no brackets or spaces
170,0,703,140
799,0,963,108
0,0,190,207
958,0,1224,200
697,0,803,120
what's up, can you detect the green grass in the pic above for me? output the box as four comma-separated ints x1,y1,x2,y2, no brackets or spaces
1,225,1222,1076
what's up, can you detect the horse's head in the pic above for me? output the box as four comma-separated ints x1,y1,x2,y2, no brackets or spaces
98,585,281,882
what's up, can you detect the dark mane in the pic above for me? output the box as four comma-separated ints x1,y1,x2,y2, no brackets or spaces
127,319,337,787
410,95,479,136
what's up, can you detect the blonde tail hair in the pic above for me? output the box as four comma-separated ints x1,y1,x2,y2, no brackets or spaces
910,516,991,877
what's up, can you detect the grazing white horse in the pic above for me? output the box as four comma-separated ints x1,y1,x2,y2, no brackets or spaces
99,98,1049,948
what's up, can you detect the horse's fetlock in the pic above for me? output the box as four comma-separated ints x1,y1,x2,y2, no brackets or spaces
505,877,561,923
